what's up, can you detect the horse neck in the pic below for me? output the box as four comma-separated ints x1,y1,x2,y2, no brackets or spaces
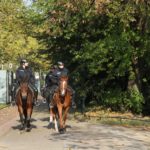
59,79,68,95
20,83,34,102
19,82,28,96
20,82,29,89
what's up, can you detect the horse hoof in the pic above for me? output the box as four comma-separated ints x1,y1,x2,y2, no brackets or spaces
26,123,31,131
59,128,65,134
48,122,53,129
26,127,31,132
20,125,25,130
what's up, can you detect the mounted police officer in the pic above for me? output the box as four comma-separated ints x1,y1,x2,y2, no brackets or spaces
58,62,76,108
44,65,58,106
25,61,39,106
14,59,28,97
15,59,38,105
46,62,76,108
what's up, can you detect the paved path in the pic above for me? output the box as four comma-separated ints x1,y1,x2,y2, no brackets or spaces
0,102,150,150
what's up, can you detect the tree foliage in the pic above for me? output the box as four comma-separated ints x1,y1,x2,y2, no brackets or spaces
31,0,150,114
0,0,46,69
1,0,150,114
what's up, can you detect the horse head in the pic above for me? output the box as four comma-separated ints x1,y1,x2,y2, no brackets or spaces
59,75,68,97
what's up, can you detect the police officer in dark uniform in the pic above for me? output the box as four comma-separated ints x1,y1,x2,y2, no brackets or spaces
15,59,29,96
44,65,58,107
49,62,76,108
45,65,58,87
15,59,38,105
25,61,39,106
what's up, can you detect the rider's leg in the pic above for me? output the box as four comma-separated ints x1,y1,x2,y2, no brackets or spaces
49,85,58,108
29,84,39,106
49,92,53,108
14,83,20,100
68,86,76,108
41,86,47,103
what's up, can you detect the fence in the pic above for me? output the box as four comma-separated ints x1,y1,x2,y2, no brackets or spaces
0,70,13,104
0,70,42,104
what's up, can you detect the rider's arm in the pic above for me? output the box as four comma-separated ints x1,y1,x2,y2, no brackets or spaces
45,73,50,87
16,69,21,84
30,70,35,85
50,76,58,84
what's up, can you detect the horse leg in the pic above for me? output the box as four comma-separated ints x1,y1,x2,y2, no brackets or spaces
57,106,64,134
53,108,59,132
23,108,27,126
26,103,32,131
18,105,25,130
49,108,53,123
48,107,53,129
54,116,59,132
63,107,70,130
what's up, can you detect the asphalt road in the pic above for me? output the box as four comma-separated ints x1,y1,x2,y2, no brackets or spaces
0,102,150,150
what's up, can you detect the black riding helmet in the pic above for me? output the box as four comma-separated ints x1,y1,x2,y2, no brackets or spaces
20,59,27,64
57,61,64,66
57,62,64,70
50,65,57,70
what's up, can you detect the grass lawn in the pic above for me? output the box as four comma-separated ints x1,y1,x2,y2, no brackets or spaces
0,103,8,109
74,106,150,129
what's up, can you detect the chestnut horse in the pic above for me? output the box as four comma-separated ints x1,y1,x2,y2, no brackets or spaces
49,75,72,134
16,82,34,131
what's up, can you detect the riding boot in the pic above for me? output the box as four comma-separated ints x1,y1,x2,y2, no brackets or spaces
49,93,54,108
31,84,39,106
14,83,19,98
49,86,57,108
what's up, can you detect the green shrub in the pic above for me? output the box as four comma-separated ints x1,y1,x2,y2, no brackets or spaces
100,88,144,114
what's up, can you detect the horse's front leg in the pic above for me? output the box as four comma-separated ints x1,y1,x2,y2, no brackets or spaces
26,103,32,131
49,108,59,132
49,108,54,129
49,108,53,124
63,107,70,129
57,105,64,134
54,116,59,132
18,105,25,130
53,108,59,132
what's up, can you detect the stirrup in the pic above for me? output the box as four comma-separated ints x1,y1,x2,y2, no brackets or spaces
49,103,54,108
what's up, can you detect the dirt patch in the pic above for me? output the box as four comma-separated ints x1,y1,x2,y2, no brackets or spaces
0,106,18,126
0,95,44,127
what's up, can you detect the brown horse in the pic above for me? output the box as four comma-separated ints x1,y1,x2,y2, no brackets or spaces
16,82,34,131
49,75,72,134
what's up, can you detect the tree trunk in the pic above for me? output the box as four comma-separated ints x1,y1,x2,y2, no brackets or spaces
127,56,142,93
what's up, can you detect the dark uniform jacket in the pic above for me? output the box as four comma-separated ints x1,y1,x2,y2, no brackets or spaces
26,67,35,85
53,67,69,83
16,66,35,85
45,71,54,87
45,67,69,87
